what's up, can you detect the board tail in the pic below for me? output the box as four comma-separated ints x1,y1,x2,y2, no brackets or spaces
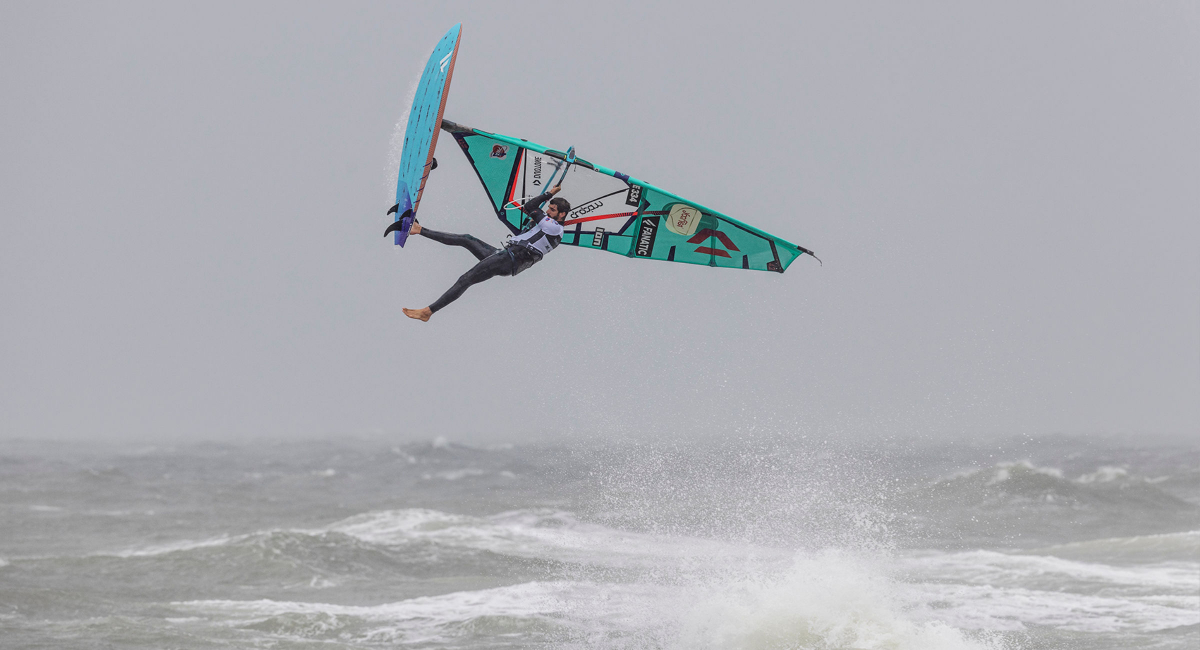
390,187,414,246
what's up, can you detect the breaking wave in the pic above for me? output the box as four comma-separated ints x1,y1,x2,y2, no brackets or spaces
70,506,1186,648
174,552,1016,650
922,460,1196,510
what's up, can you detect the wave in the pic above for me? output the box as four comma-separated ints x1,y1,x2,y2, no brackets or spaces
22,504,1198,646
894,545,1200,635
1030,530,1200,564
914,460,1199,515
175,582,607,646
110,535,237,559
27,504,65,513
668,551,1009,650
64,508,749,588
900,548,1199,593
90,506,1200,581
173,554,1014,650
325,508,744,568
901,581,1200,634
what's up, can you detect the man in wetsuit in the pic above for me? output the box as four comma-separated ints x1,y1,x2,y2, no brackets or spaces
400,184,570,322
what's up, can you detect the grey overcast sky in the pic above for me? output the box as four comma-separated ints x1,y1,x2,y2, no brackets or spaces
2,2,1197,443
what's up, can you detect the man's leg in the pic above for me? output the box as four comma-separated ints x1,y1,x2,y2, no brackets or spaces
412,222,497,262
403,251,513,321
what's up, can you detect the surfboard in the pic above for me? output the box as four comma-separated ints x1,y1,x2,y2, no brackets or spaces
391,24,461,246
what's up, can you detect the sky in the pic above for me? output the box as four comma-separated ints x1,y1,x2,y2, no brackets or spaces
2,1,1197,444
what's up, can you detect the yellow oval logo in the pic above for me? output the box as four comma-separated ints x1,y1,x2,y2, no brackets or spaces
665,204,701,236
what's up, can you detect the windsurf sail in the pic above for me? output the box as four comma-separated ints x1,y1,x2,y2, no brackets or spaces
440,120,816,272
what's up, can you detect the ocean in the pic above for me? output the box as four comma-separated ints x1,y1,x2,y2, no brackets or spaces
1,434,1196,649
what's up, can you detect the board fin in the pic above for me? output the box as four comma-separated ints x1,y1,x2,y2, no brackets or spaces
384,210,414,237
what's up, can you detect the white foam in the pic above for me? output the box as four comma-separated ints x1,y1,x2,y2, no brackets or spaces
175,582,624,645
671,551,1007,650
325,508,750,569
106,507,1200,641
28,504,64,512
673,549,1198,642
157,522,1199,646
174,554,1012,650
1033,530,1200,564
902,582,1200,633
941,460,1170,489
84,509,156,517
420,468,486,481
985,460,1064,485
109,534,236,558
390,446,418,463
1076,466,1128,483
178,581,568,622
901,548,1200,592
897,548,1200,634
102,507,706,565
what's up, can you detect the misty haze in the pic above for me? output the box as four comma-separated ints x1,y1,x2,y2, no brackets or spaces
2,2,1197,649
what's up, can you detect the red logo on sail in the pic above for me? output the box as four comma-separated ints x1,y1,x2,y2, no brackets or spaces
689,229,739,258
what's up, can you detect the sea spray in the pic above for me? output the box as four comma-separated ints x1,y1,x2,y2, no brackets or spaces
540,437,1009,649
669,550,1008,650
385,71,424,203
575,436,902,552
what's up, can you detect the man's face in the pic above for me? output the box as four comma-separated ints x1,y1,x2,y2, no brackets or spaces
545,204,564,222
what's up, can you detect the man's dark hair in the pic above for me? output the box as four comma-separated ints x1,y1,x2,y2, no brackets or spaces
549,197,571,215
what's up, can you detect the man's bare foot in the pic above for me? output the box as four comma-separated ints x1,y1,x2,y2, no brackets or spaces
409,221,422,236
403,307,432,322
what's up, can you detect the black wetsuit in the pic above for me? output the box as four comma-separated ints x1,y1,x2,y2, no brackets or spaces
424,192,557,313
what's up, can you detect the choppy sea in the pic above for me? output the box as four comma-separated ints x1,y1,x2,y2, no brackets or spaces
0,434,1196,649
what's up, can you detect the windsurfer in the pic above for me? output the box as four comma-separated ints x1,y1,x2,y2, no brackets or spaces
400,185,569,322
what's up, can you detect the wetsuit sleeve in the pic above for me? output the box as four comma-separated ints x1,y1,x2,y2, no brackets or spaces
522,192,552,216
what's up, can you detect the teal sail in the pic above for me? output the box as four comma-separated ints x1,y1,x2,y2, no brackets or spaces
440,120,815,272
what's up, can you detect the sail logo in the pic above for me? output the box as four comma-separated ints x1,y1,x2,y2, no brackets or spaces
574,199,603,217
592,227,605,247
635,217,659,257
689,228,740,258
664,203,702,236
439,51,453,73
531,155,543,186
625,185,642,207
491,144,508,159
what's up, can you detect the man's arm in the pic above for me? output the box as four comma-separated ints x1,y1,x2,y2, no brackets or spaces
522,192,552,216
521,184,562,216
